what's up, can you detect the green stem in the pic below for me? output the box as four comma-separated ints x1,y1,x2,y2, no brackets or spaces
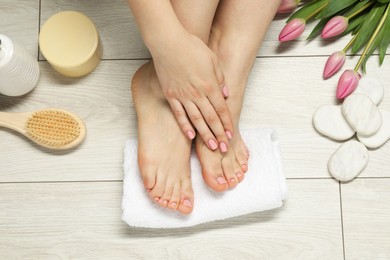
347,1,375,20
306,2,329,21
343,34,358,52
354,3,390,71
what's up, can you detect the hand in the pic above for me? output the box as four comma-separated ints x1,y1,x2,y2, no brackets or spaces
150,31,234,152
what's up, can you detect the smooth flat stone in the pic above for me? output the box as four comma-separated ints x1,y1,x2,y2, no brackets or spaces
342,93,382,136
353,77,384,105
328,140,369,181
313,105,355,141
358,110,390,149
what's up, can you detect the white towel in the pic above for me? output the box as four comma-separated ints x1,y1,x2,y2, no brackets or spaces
122,128,287,228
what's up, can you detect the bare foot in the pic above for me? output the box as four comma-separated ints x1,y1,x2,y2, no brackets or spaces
131,62,194,214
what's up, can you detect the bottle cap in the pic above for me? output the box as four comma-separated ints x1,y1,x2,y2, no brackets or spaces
39,11,102,77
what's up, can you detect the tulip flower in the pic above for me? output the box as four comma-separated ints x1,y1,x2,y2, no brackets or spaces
323,51,346,79
277,0,301,14
279,18,306,42
321,16,349,39
336,70,361,99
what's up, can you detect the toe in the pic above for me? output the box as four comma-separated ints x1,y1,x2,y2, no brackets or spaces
167,183,181,210
158,180,175,208
149,170,167,202
233,160,245,183
139,164,157,192
177,178,194,215
236,142,249,173
222,157,238,189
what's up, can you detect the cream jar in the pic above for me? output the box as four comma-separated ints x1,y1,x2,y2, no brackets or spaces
39,11,102,77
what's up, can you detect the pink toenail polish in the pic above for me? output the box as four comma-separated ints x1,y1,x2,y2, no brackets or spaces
222,85,229,98
242,164,248,172
154,197,160,202
187,130,195,140
236,173,243,179
208,139,218,150
170,202,177,207
163,200,168,206
226,131,233,140
217,177,227,184
230,178,236,183
220,142,228,153
183,199,192,208
146,189,152,193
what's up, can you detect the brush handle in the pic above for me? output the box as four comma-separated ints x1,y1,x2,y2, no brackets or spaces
0,111,30,134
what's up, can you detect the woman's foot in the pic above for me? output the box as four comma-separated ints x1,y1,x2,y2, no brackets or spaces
131,62,194,214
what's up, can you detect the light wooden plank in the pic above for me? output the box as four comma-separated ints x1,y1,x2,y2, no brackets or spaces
0,0,39,58
0,56,389,182
0,179,343,259
342,179,390,260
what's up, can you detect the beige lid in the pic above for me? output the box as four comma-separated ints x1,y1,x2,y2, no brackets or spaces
39,11,99,68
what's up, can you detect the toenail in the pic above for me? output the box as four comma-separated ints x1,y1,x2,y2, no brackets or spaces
242,164,248,172
170,202,177,207
230,178,236,183
226,130,233,140
220,142,228,153
154,197,160,202
163,200,168,206
146,189,152,193
208,139,218,150
187,130,195,140
183,199,192,208
217,177,227,184
236,173,243,179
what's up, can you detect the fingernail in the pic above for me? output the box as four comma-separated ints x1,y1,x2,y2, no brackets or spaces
217,177,227,184
226,130,233,140
236,173,243,179
183,199,192,208
208,139,218,150
222,85,229,97
170,202,177,207
187,130,195,139
220,142,228,153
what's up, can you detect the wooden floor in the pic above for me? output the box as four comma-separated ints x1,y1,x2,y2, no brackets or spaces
1,1,389,259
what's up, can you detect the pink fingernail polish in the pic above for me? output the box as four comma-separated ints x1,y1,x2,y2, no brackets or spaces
187,130,195,139
217,177,227,184
222,85,229,97
208,139,218,150
183,199,192,208
220,142,228,153
226,131,233,140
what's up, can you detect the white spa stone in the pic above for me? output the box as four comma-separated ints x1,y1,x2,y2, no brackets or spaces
353,77,384,105
328,140,369,181
358,110,390,149
342,93,382,136
313,105,355,141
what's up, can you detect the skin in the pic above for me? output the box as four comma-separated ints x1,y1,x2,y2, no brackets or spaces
129,0,281,214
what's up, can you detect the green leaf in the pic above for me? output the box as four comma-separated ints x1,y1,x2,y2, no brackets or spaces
361,26,384,73
307,17,333,40
342,12,369,36
316,0,360,19
379,5,390,64
287,0,329,22
344,0,373,17
377,0,390,3
351,3,387,53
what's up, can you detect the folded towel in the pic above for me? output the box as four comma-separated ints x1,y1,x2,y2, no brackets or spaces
122,128,287,228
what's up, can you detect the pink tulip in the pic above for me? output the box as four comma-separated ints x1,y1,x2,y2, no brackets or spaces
321,16,348,39
323,51,346,79
336,70,361,99
279,18,306,42
278,0,300,14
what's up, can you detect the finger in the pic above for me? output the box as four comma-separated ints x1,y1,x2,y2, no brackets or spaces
207,89,234,140
211,55,228,98
168,99,196,140
183,101,219,151
196,98,230,153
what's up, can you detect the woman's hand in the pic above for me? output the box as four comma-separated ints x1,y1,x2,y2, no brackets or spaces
151,31,234,152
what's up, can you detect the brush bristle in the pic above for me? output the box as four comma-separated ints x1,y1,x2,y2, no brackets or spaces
26,110,82,148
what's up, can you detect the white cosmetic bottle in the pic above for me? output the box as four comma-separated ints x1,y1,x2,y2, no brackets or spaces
0,34,40,96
